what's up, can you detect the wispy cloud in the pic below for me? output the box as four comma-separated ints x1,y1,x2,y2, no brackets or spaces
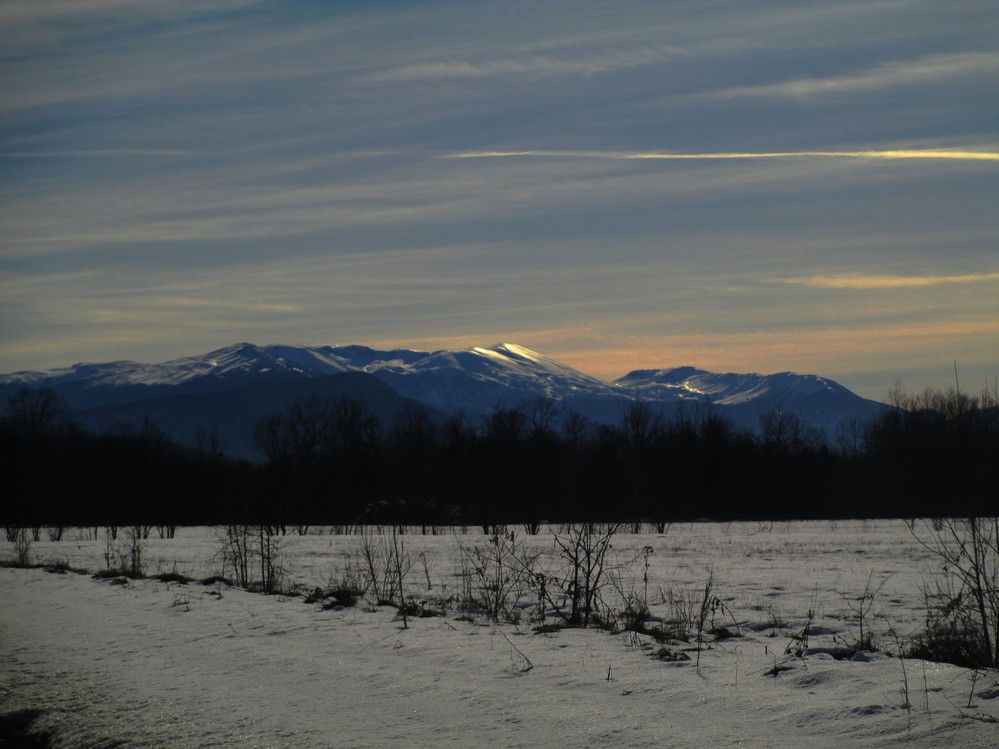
0,150,196,158
706,51,999,100
781,273,999,290
446,149,999,162
0,0,269,57
361,48,670,83
0,0,267,30
2,1,995,397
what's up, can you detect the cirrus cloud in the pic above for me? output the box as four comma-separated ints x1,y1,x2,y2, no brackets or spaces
704,51,999,100
781,273,999,290
446,148,999,162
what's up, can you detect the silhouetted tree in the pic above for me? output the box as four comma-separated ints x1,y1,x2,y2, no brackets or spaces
3,387,74,436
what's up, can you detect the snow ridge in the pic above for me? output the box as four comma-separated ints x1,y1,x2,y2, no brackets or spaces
0,342,883,432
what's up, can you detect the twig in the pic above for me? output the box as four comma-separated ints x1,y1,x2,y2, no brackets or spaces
498,628,533,672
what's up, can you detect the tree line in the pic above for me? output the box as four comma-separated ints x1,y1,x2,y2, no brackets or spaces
1,381,996,527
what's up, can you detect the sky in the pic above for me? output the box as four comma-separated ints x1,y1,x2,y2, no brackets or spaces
1,0,997,401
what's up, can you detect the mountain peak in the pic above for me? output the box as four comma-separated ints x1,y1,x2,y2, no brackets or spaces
1,342,884,443
468,343,546,364
488,342,542,359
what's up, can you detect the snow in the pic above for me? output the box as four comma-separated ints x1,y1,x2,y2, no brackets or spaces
2,521,997,748
616,369,843,404
0,342,884,437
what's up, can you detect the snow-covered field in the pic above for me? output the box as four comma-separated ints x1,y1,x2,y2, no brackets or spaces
2,521,997,748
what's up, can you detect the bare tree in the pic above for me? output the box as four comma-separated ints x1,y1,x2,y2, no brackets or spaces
620,401,661,448
834,417,865,457
562,411,593,447
195,425,226,460
524,396,563,441
759,406,799,452
252,393,333,467
4,387,73,436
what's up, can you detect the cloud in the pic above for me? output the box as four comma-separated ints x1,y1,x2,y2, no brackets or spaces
0,0,266,29
546,316,999,381
0,150,196,158
361,47,670,83
2,1,995,396
781,273,999,290
705,51,999,100
0,0,269,58
446,149,999,162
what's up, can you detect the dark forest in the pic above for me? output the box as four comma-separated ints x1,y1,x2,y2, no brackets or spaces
2,384,996,528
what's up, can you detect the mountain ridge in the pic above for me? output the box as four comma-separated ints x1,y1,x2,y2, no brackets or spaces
1,342,886,458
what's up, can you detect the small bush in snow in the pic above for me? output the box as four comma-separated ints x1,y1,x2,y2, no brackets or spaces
216,524,284,593
12,528,32,567
456,531,534,623
912,517,999,668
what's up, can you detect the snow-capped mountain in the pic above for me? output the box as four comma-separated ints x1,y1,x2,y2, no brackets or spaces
361,343,619,414
615,367,880,434
1,342,620,413
1,342,885,455
616,366,857,405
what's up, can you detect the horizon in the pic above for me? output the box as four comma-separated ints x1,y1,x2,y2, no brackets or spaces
3,337,992,405
2,2,997,403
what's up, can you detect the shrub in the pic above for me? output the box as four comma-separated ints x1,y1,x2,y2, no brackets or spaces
607,545,656,635
357,527,411,608
215,525,283,593
616,596,652,634
395,600,444,619
200,575,233,586
651,645,690,662
456,531,533,623
329,584,362,607
532,621,565,635
659,585,699,641
912,517,998,668
528,523,623,628
841,571,886,653
907,618,990,670
12,528,31,568
101,526,146,579
708,626,742,641
324,563,367,607
152,571,194,585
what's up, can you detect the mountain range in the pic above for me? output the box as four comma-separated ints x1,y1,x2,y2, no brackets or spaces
1,342,885,459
